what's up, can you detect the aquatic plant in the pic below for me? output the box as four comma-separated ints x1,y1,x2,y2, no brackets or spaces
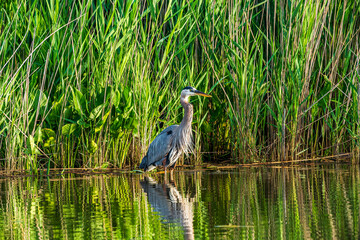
0,0,359,170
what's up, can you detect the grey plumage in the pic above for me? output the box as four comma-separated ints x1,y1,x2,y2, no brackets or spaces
139,125,180,171
139,86,211,172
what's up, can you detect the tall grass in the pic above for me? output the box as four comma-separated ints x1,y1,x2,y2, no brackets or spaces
0,0,359,170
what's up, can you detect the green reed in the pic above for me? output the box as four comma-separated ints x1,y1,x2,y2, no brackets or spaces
0,0,359,170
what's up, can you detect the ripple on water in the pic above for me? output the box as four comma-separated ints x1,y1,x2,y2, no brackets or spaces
0,165,358,239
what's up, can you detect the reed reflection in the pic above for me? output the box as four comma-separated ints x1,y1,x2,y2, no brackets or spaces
140,176,195,240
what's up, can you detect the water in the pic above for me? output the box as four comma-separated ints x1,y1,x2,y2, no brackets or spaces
0,165,359,239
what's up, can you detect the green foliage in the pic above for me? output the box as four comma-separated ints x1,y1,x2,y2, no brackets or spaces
0,0,360,170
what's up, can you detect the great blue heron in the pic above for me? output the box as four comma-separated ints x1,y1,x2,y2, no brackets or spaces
139,86,211,174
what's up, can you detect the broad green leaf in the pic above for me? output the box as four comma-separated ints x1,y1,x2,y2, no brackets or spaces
95,110,111,133
62,124,78,136
88,140,98,154
34,127,43,143
42,128,56,139
89,104,104,120
111,89,121,107
71,86,86,117
44,137,56,148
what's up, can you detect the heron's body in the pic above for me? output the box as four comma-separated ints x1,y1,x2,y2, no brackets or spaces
139,86,210,172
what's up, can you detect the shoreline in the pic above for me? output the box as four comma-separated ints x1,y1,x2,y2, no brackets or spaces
0,158,355,179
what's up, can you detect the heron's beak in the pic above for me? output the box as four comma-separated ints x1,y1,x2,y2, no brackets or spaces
194,90,211,97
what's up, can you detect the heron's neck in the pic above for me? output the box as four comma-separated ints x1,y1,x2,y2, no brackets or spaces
172,96,194,155
180,97,193,128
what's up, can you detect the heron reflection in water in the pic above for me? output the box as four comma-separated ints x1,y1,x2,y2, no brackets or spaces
140,177,195,240
139,86,211,176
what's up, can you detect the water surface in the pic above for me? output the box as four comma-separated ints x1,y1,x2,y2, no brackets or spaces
0,165,359,239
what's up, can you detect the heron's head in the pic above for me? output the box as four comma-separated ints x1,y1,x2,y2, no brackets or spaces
181,86,211,103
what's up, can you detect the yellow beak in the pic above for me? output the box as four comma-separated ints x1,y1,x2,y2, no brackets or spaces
194,90,211,97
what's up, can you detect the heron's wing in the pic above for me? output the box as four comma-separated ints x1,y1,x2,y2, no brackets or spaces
139,125,178,171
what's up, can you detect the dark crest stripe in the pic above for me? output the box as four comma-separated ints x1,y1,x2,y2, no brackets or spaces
182,86,193,90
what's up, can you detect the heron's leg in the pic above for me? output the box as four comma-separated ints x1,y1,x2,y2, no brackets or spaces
162,158,167,180
170,168,174,182
164,168,168,182
169,161,177,181
162,158,166,168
